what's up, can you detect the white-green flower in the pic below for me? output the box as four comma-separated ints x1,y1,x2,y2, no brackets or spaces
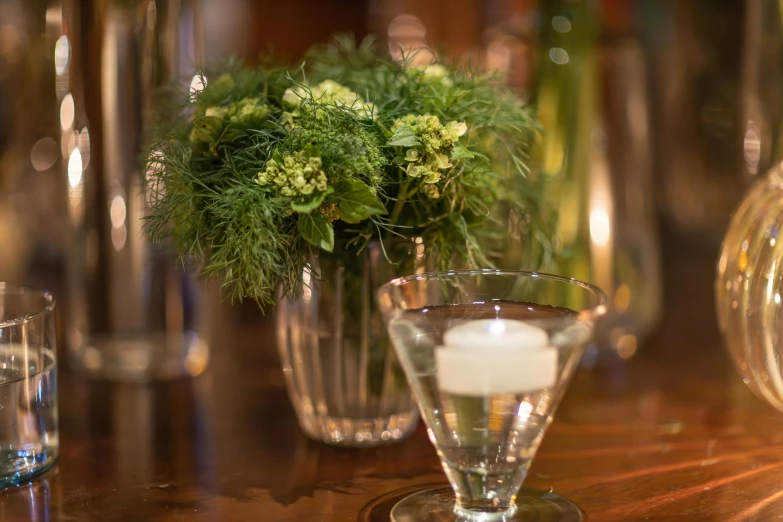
256,152,328,197
390,113,469,183
282,80,375,119
447,121,468,139
205,106,228,118
228,98,269,124
407,63,453,86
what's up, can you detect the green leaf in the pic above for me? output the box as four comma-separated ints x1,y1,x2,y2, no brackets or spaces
290,189,328,213
333,180,387,224
298,212,334,252
451,146,475,160
387,125,419,147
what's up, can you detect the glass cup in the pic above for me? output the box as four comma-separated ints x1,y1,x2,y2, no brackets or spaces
377,270,606,521
0,285,58,487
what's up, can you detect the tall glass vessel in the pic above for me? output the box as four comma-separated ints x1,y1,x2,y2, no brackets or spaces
529,0,661,363
62,0,210,381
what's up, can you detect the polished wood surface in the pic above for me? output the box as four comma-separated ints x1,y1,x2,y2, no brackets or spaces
3,235,783,522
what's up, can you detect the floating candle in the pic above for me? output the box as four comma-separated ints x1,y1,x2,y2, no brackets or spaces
443,319,549,351
436,319,557,396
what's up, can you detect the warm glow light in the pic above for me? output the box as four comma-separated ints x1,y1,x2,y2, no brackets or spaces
110,195,126,228
146,1,157,31
552,16,572,33
78,127,90,170
617,334,637,359
46,6,63,28
744,121,761,175
0,25,20,58
60,93,75,130
486,39,511,74
30,137,59,171
111,226,127,251
54,35,70,75
387,14,432,64
68,147,83,188
61,129,77,158
549,47,569,64
614,284,631,313
302,265,312,302
68,146,84,213
589,208,611,247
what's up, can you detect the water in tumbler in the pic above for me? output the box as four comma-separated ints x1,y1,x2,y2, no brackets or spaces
0,346,58,487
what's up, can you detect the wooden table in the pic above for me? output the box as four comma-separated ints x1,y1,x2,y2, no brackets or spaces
4,234,783,522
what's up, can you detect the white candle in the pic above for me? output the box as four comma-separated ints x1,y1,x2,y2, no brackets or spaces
436,319,557,396
443,319,549,350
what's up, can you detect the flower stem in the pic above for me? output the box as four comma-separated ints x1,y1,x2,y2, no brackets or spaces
389,177,411,227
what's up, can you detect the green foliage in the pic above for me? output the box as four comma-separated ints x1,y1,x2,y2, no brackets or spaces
331,180,386,224
281,109,385,187
144,35,547,305
298,212,334,252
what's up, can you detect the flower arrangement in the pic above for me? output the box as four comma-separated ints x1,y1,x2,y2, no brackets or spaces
145,36,549,304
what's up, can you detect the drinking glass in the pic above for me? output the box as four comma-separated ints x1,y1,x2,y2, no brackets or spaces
0,285,58,487
377,270,606,521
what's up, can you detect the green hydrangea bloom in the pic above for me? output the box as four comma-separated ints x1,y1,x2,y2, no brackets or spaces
421,183,440,199
406,64,453,87
226,97,270,124
283,80,375,120
192,96,270,152
189,116,224,147
282,108,385,189
392,114,466,184
256,152,328,198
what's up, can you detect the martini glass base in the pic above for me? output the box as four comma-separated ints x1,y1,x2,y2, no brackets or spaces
390,487,583,522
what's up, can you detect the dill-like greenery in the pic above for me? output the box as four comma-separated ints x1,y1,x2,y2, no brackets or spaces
144,35,548,305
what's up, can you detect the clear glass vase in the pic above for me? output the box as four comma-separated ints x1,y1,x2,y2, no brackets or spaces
528,0,662,365
717,163,783,411
715,0,783,411
276,242,419,446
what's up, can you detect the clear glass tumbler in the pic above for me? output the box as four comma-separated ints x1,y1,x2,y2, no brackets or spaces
377,270,606,521
0,285,58,488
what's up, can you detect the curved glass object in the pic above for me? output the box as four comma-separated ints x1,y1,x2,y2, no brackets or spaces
717,163,783,411
377,270,606,522
0,285,58,487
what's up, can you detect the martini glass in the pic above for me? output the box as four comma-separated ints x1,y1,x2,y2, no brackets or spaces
376,270,606,522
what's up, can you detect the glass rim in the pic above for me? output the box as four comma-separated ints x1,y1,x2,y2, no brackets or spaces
378,268,608,314
0,283,56,328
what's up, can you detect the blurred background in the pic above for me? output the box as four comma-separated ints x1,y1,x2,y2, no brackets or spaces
0,0,773,365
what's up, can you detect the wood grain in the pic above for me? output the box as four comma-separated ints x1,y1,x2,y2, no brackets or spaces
2,233,782,521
